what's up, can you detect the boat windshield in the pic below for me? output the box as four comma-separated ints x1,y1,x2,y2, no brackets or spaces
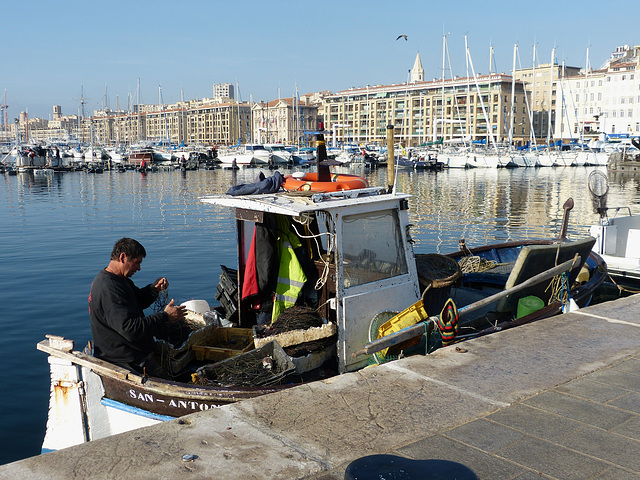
341,209,408,288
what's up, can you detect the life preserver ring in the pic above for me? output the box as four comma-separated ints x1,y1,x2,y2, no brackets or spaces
282,172,368,192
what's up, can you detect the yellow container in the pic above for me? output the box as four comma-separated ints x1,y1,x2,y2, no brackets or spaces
516,295,544,319
192,328,254,362
376,300,429,357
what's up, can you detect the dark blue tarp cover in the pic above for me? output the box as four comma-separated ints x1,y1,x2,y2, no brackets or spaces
226,171,284,196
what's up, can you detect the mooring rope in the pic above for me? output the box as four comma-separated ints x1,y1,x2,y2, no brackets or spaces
458,255,499,274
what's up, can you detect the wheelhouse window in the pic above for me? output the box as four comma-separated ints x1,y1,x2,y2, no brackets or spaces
341,209,408,288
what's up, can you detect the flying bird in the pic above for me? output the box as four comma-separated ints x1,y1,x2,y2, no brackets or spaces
396,34,408,41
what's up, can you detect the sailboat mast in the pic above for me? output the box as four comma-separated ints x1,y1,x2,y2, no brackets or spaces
137,78,141,143
116,95,120,145
466,35,498,152
509,43,517,147
546,48,554,145
532,44,538,138
440,34,446,142
180,87,185,146
2,90,7,142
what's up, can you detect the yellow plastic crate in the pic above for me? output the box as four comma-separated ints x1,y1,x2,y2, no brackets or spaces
377,300,429,356
192,327,254,362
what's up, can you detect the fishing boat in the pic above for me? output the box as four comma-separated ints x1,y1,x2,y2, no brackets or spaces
127,146,155,167
37,131,606,453
587,170,640,290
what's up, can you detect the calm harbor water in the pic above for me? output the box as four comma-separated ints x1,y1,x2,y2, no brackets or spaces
1,164,640,465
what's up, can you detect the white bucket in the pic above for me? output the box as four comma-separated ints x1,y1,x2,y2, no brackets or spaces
180,299,211,315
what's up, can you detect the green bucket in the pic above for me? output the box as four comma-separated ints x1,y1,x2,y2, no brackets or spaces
516,295,545,319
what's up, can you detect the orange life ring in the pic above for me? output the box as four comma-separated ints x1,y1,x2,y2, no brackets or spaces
282,172,369,192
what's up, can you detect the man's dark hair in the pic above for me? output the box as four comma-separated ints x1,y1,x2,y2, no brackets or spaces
110,238,147,260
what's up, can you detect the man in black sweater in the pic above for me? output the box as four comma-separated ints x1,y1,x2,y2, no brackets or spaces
89,237,186,376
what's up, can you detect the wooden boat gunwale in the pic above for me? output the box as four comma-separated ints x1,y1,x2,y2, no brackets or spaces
37,338,292,418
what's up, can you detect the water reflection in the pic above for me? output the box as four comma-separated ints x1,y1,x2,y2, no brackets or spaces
360,166,639,254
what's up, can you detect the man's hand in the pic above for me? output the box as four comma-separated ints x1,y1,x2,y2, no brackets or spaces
164,299,186,322
153,277,169,293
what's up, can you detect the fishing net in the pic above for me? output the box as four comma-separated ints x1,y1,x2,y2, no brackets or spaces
254,305,324,338
155,318,204,348
194,341,295,387
284,336,336,357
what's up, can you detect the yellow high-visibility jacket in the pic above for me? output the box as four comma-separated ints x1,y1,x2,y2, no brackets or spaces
272,217,307,322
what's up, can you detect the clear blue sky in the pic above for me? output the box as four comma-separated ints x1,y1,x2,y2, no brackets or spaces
1,0,637,120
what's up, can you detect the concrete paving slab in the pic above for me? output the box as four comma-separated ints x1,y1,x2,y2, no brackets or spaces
396,434,528,480
554,376,630,402
576,294,640,325
522,389,635,430
612,415,640,441
585,369,640,393
554,425,640,472
611,357,640,375
443,418,525,453
608,392,640,414
593,466,640,480
486,403,584,441
495,435,610,480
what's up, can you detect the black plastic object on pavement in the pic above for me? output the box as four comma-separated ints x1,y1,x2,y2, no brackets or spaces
344,454,478,480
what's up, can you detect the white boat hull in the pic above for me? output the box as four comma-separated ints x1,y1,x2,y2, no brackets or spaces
217,152,254,165
41,356,167,453
590,215,640,286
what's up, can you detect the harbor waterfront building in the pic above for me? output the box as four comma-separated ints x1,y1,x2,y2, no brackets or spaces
514,62,581,142
552,45,640,141
321,74,531,148
7,44,640,149
213,83,234,102
89,100,253,147
251,97,318,145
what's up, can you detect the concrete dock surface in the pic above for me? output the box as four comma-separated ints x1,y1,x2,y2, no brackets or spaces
2,294,639,479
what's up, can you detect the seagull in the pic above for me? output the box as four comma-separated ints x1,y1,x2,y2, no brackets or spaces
396,34,408,41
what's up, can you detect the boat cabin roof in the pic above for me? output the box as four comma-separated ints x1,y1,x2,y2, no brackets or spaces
200,187,411,216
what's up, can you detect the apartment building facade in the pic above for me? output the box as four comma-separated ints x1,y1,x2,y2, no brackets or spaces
552,45,640,141
514,61,581,141
251,98,319,145
323,73,531,147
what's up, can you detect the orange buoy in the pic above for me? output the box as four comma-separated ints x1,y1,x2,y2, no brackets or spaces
282,172,368,192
